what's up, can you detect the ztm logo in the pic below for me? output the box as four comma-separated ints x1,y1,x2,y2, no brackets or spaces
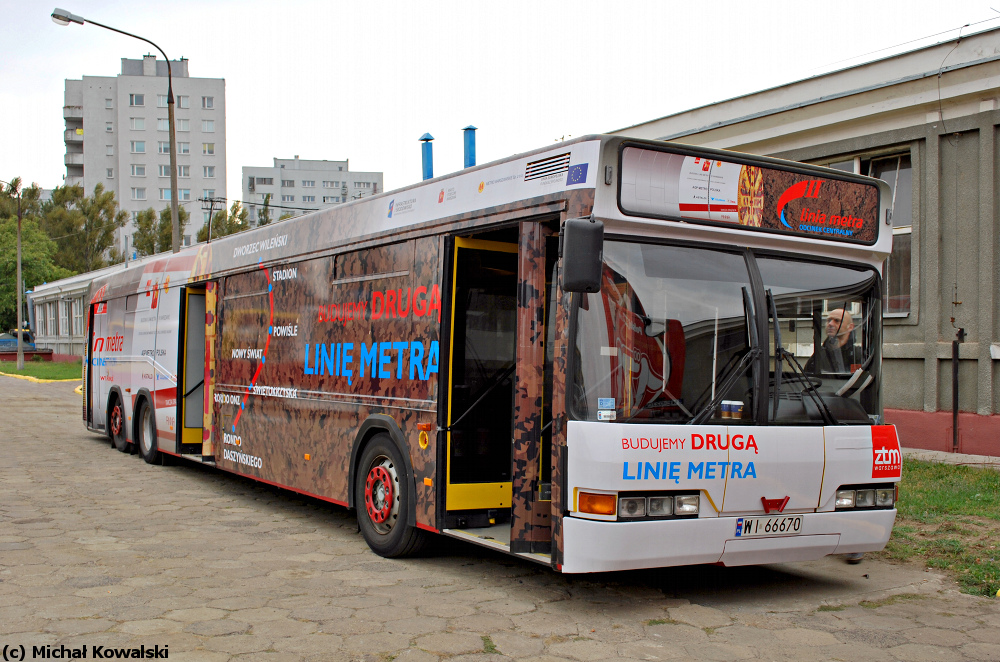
775,180,824,229
871,426,902,479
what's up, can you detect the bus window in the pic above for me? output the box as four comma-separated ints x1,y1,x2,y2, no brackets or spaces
570,242,755,424
757,256,880,424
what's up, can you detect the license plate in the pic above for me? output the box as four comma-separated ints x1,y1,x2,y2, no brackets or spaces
735,515,802,537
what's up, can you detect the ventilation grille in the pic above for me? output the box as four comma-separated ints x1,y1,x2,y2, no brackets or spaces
525,153,570,181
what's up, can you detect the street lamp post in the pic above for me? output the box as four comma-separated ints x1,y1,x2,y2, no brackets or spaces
52,8,181,254
1,179,25,370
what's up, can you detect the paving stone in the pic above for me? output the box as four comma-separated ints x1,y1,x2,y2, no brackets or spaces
183,618,251,636
449,613,516,633
270,632,345,655
885,643,965,661
903,627,972,647
342,632,412,652
774,627,840,646
414,632,487,655
960,642,1000,661
667,604,731,629
203,634,273,654
117,618,185,635
682,641,756,660
548,639,620,661
385,616,448,635
968,628,1000,644
163,607,229,622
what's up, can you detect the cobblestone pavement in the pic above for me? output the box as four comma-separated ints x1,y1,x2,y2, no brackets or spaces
2,378,999,662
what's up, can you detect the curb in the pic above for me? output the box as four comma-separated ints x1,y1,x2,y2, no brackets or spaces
0,371,82,384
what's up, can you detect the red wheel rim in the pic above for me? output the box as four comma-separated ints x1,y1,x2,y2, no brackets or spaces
364,465,393,524
110,405,123,436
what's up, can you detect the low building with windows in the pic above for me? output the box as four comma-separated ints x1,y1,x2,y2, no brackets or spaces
612,26,1000,454
242,157,383,225
63,55,226,250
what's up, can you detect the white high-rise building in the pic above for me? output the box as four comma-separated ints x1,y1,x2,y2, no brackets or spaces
243,157,383,226
63,55,226,248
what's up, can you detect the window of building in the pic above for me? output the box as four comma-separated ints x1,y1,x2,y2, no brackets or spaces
105,98,113,109
322,181,337,188
202,119,214,132
282,195,294,202
281,179,294,187
158,141,170,154
47,302,58,336
179,189,191,201
866,154,913,316
131,164,145,177
131,211,140,223
258,193,268,201
202,96,214,109
36,305,45,338
178,165,190,178
183,235,191,246
256,177,273,186
160,188,170,201
130,141,145,153
178,95,189,109
157,94,168,108
203,166,215,178
158,164,170,177
129,93,144,107
355,182,372,189
129,117,143,130
157,118,169,131
178,142,190,154
323,196,338,203
203,189,215,199
106,168,114,178
131,187,146,200
60,301,69,337
302,195,316,202
177,118,189,132
106,145,114,156
202,143,215,155
73,298,84,336
105,122,113,133
302,180,315,188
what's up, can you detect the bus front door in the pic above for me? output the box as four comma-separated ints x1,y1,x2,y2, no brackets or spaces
445,238,518,520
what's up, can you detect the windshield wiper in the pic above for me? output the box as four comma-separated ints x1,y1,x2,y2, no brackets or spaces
689,346,760,425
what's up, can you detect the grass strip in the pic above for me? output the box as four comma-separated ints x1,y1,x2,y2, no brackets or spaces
877,459,1000,596
0,359,82,381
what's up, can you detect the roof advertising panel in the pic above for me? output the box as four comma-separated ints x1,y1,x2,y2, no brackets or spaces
618,145,880,245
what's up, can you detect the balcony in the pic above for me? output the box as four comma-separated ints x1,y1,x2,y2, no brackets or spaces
63,106,83,119
65,153,84,166
64,129,83,143
65,175,83,188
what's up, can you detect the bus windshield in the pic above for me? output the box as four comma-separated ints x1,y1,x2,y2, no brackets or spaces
569,241,881,425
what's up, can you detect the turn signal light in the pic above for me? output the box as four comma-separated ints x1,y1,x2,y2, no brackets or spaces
578,491,616,516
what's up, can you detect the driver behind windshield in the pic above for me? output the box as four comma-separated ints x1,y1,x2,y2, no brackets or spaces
806,308,859,374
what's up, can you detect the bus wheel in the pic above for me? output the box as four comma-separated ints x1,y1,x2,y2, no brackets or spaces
355,434,427,558
109,397,130,453
136,399,161,465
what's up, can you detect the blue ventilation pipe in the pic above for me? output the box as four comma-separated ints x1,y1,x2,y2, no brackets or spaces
463,126,477,168
420,133,434,180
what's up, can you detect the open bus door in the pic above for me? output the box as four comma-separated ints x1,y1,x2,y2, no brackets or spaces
443,223,556,558
178,285,208,457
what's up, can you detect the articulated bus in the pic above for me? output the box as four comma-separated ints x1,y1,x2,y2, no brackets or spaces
83,135,901,572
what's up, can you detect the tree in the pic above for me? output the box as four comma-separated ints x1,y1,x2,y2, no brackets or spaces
40,184,127,273
0,216,72,332
257,193,272,226
132,206,189,257
197,200,249,242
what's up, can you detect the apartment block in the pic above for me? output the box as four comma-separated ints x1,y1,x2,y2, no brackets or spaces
63,55,226,248
243,157,383,225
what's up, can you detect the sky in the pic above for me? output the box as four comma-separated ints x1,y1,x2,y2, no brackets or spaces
1,0,998,205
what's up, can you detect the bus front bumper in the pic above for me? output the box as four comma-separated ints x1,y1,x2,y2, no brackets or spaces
560,509,896,573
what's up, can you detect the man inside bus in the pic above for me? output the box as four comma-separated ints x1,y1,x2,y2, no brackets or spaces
806,308,858,374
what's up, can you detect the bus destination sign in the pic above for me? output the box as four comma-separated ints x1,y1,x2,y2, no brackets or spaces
619,145,880,244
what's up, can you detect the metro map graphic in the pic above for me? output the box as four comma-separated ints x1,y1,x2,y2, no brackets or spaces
231,259,274,433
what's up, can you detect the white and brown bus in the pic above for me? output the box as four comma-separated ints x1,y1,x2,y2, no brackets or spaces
83,135,901,572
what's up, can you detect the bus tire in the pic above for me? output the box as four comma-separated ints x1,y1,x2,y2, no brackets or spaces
136,399,161,465
355,434,427,558
109,395,131,453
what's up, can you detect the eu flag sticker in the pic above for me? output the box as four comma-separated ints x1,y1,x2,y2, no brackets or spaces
735,518,744,537
566,163,588,186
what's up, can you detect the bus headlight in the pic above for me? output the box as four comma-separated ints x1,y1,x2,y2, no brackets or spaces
674,495,699,515
836,489,855,508
876,486,895,507
854,489,875,508
647,496,673,517
618,497,646,518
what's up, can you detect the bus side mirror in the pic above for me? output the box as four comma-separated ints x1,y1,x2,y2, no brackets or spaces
561,217,604,293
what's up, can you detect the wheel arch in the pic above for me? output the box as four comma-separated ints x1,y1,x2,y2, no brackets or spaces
348,415,417,528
